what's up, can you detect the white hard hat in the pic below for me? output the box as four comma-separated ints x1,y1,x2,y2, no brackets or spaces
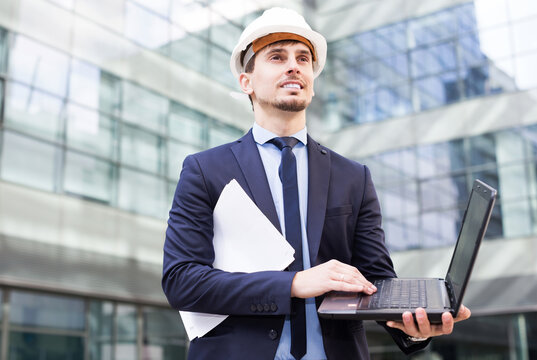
230,7,327,79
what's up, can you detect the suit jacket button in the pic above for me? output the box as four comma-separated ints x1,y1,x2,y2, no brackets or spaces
257,304,264,312
250,304,257,312
270,303,278,312
263,304,270,312
268,329,278,340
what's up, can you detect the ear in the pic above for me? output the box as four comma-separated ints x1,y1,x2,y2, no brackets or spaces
239,73,253,95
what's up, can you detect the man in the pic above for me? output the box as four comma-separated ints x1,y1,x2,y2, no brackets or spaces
162,7,471,360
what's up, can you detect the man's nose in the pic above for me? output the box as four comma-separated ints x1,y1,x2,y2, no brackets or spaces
286,59,300,74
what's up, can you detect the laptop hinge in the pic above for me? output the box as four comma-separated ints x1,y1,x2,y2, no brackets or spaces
444,280,456,308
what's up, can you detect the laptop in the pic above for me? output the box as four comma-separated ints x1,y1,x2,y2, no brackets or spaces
318,179,497,323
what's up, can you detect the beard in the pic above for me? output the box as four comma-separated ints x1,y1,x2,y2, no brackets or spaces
258,97,309,112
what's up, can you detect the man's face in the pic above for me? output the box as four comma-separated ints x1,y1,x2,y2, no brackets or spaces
244,41,315,112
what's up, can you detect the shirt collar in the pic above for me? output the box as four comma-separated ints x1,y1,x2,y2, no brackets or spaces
252,122,308,146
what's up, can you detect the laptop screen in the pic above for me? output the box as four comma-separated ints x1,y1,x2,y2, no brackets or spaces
446,180,496,311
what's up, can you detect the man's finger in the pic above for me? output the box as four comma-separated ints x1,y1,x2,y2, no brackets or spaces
401,311,419,335
441,312,454,335
454,304,471,322
414,308,431,337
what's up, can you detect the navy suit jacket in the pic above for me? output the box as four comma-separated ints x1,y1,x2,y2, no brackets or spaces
162,130,430,359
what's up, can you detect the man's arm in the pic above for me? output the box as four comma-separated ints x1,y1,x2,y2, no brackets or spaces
162,154,295,316
351,165,471,351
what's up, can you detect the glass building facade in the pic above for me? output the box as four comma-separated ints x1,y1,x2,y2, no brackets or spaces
318,1,535,127
0,26,244,219
0,289,187,359
0,0,537,359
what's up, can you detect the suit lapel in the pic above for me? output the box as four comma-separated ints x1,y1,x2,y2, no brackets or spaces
231,130,282,233
306,135,330,264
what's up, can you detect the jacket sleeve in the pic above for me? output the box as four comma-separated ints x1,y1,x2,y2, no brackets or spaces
161,154,295,316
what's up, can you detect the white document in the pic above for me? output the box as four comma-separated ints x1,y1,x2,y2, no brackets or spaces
180,179,295,340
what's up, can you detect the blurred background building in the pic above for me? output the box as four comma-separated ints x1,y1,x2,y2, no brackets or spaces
0,0,536,358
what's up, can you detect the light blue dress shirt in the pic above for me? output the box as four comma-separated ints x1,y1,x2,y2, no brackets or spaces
252,123,327,360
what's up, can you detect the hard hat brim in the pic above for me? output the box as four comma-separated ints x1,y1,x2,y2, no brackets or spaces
230,24,327,79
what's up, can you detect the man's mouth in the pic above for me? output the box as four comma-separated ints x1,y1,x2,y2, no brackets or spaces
281,81,303,90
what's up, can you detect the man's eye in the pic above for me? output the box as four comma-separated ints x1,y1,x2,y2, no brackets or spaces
270,55,282,61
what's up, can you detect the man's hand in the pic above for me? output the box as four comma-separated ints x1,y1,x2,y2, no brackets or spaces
290,259,377,298
386,305,471,339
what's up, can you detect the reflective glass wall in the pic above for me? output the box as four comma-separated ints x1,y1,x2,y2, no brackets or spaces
0,25,244,219
319,0,537,128
0,288,186,360
361,124,537,251
366,311,537,359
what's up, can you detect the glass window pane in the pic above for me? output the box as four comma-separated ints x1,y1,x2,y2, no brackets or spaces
420,175,469,212
208,124,242,147
168,140,200,180
411,42,457,78
69,59,101,108
116,304,137,360
100,72,122,116
485,198,504,238
9,332,83,360
69,60,121,115
417,142,462,178
459,32,488,68
8,35,70,97
64,151,115,203
462,64,489,98
120,124,163,174
75,0,125,34
209,10,242,53
456,3,478,33
124,1,170,49
131,0,170,17
0,28,7,74
421,209,461,248
118,167,167,218
476,26,512,61
10,291,85,330
509,0,537,20
170,0,209,36
49,0,74,9
378,185,406,219
469,134,497,167
143,307,186,360
409,9,456,47
168,102,205,145
376,84,412,120
4,82,64,142
121,82,168,133
208,44,234,87
66,104,116,159
512,18,537,54
0,131,59,192
515,52,537,90
89,300,113,360
502,199,532,238
170,32,208,74
414,72,459,110
474,0,509,29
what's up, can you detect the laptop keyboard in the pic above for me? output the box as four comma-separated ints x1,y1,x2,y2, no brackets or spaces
368,279,428,309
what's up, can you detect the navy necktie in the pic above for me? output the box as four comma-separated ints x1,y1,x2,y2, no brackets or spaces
270,136,306,360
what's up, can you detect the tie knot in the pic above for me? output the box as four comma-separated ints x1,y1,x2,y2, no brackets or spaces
270,136,299,151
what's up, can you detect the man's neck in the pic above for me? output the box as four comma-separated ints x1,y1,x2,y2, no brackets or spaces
253,106,306,136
